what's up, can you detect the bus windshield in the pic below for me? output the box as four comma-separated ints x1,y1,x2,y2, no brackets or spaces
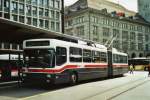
24,49,55,68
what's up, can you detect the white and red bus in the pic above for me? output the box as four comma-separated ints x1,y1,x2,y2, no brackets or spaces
0,54,23,81
22,39,128,84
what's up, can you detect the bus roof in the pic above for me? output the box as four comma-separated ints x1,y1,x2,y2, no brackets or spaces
23,39,107,51
23,39,127,56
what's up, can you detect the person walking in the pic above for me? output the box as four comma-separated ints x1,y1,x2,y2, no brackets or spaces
129,64,134,74
148,65,150,77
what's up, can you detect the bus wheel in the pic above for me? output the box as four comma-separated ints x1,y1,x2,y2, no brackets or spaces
70,73,78,85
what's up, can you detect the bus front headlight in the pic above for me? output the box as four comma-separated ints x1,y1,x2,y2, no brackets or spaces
46,74,51,78
23,73,27,77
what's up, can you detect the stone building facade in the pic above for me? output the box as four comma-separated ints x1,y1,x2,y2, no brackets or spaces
65,0,150,58
138,0,150,22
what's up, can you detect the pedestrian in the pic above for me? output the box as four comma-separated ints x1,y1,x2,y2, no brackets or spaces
148,65,150,77
129,64,134,74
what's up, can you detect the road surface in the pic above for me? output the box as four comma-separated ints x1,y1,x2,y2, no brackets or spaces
0,71,149,100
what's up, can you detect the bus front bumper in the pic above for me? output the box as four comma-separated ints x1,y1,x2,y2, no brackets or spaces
22,73,55,84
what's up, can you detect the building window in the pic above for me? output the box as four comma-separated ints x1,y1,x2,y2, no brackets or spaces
103,39,107,44
122,23,128,29
130,42,136,50
39,0,44,6
92,16,98,23
122,31,128,41
102,27,110,37
113,40,120,49
122,41,128,52
0,0,2,7
67,20,73,26
44,0,49,8
56,22,60,32
137,26,143,32
113,29,119,38
11,2,18,13
51,21,55,30
45,9,49,17
0,0,2,11
32,0,37,5
130,32,136,41
12,15,18,21
93,25,98,35
33,18,37,26
55,0,60,9
45,20,49,29
19,3,24,14
39,8,44,17
76,26,84,37
75,16,84,24
4,13,10,19
56,12,60,20
138,43,143,51
50,0,54,7
145,44,149,51
26,17,31,25
138,33,143,43
39,19,44,27
50,10,55,19
4,0,9,12
26,0,31,4
32,7,37,16
145,35,149,42
19,0,24,3
26,5,31,16
19,16,24,23
65,28,73,35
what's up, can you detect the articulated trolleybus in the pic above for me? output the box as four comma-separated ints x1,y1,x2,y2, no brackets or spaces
22,39,128,85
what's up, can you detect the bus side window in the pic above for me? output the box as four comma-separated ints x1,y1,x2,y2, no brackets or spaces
83,49,92,63
92,51,101,63
56,47,67,66
100,52,107,63
69,47,82,62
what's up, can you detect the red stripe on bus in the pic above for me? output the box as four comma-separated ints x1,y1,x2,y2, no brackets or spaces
25,64,109,73
11,70,18,72
27,65,78,73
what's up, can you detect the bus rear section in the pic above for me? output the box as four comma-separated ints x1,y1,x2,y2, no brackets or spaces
128,58,150,71
0,54,23,82
112,49,128,76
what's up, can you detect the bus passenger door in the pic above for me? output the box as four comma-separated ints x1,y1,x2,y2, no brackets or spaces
107,50,113,78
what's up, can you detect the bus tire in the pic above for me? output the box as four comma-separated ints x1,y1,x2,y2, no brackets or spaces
70,73,78,85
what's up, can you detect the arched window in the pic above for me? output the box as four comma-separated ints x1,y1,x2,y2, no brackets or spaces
131,53,136,58
139,53,143,57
